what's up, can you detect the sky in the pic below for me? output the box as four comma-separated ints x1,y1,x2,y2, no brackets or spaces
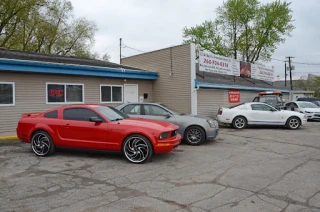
70,0,320,80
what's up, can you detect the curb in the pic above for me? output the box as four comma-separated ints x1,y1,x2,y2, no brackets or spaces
0,136,18,141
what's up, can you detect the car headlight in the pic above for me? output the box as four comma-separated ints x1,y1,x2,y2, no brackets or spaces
207,119,217,128
159,132,169,140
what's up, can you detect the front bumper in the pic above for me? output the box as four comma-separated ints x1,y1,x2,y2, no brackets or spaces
305,113,320,120
205,127,219,140
154,134,182,154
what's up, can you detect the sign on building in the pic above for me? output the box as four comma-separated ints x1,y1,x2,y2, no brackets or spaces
199,50,275,82
251,64,275,82
228,90,240,103
199,51,240,76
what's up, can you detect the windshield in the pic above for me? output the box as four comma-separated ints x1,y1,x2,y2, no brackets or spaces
297,102,319,108
259,96,282,105
160,104,184,115
95,106,129,121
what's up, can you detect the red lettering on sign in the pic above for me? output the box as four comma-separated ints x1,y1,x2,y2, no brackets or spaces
49,89,64,97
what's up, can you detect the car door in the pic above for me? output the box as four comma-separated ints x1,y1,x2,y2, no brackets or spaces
57,108,109,149
120,104,142,118
141,104,176,123
251,104,283,125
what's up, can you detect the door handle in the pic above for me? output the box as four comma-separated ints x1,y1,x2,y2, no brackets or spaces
63,123,70,128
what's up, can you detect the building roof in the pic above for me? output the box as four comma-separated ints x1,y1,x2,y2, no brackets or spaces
0,48,158,80
0,48,145,71
196,69,290,92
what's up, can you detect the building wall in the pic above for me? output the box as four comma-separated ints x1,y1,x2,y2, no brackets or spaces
197,89,263,118
122,44,192,114
0,72,153,133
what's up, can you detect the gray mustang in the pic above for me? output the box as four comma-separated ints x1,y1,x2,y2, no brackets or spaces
116,102,219,146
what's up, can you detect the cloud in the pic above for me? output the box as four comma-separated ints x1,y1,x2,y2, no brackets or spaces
70,0,320,77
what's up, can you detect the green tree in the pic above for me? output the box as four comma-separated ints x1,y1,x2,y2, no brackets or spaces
294,77,320,97
0,0,99,59
183,0,294,62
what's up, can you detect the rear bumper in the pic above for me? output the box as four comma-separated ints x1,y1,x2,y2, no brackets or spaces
154,134,182,154
16,128,29,142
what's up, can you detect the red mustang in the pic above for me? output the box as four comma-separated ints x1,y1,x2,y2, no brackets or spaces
16,104,181,164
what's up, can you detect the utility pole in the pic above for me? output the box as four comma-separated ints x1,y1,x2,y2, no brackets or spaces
119,38,122,64
286,56,294,90
285,62,287,87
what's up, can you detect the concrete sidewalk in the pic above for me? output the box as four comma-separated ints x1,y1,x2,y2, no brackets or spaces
0,131,18,141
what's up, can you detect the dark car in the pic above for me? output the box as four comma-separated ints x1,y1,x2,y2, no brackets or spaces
296,97,320,107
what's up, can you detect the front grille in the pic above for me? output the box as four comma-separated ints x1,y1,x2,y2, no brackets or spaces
314,114,320,117
171,130,177,137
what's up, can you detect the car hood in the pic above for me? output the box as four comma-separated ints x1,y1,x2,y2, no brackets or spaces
301,108,320,113
118,118,178,131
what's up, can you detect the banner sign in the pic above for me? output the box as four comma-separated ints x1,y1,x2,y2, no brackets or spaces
251,64,275,82
199,51,240,76
228,90,240,103
198,50,275,81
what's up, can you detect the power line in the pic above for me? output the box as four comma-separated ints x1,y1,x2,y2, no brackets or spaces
99,41,117,54
122,42,145,53
271,58,320,66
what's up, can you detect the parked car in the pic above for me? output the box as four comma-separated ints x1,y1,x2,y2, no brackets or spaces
296,97,320,107
16,104,182,164
115,102,219,146
283,101,320,120
217,102,307,130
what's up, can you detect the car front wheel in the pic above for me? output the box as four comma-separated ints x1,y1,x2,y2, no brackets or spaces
184,126,205,146
286,117,301,130
122,134,153,164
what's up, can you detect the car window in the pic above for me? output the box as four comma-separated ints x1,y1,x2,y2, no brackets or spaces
292,103,299,108
44,110,58,118
285,103,292,107
122,104,141,115
251,104,275,111
297,102,319,108
95,106,129,121
63,108,103,121
144,105,168,116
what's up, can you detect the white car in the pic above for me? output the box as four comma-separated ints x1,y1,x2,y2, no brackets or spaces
284,101,320,120
217,102,307,130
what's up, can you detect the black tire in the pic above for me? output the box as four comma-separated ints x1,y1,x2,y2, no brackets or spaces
232,116,247,129
184,126,206,146
286,117,301,130
122,134,153,164
31,130,55,157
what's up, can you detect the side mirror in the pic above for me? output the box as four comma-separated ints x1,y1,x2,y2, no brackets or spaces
89,117,103,123
163,113,171,119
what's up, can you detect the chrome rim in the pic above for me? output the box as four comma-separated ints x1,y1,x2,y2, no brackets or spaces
124,137,149,163
31,133,50,156
187,128,202,144
289,118,299,129
235,118,245,129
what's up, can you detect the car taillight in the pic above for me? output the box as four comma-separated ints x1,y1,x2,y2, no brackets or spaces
219,110,223,115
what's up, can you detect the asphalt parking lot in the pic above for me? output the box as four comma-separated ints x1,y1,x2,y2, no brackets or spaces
0,122,320,212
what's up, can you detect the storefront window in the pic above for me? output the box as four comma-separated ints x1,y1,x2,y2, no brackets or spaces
0,82,15,106
100,85,123,103
47,83,84,104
